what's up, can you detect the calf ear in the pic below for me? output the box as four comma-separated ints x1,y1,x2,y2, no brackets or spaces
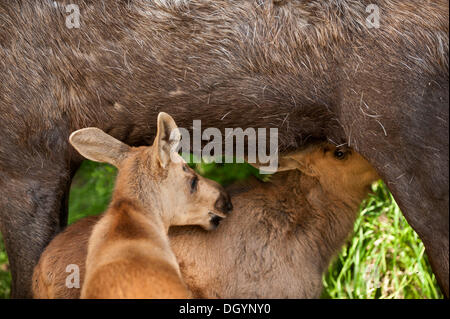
69,128,130,167
275,157,303,172
281,152,318,177
154,112,181,168
247,157,298,173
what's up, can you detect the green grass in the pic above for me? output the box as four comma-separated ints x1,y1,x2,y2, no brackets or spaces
68,161,117,224
0,161,443,299
0,234,11,299
322,182,443,299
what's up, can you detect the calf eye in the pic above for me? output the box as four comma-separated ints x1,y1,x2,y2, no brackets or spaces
190,176,198,193
334,149,347,160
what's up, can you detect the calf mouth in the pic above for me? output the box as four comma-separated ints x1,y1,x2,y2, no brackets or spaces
208,212,224,229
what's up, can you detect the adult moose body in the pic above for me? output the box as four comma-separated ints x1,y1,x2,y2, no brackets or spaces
0,0,448,298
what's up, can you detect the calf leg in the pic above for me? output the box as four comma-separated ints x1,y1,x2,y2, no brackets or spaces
0,166,72,298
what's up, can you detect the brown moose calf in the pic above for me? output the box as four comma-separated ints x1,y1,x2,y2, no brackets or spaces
34,112,232,299
33,142,377,298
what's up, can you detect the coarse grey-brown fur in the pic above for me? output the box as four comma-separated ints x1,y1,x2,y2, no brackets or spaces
0,0,448,297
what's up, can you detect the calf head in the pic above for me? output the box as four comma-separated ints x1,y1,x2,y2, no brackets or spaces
279,143,380,200
69,112,232,230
